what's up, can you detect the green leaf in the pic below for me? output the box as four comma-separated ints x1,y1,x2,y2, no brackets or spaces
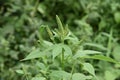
52,44,62,60
50,70,71,80
22,49,42,60
72,73,92,80
83,63,96,76
84,55,120,64
16,70,24,74
37,4,46,15
105,70,117,80
31,77,46,80
113,46,120,61
73,50,101,59
84,43,107,51
114,12,120,23
22,47,52,61
36,61,46,70
62,44,72,58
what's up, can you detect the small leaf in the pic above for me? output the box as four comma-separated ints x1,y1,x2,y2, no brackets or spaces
72,73,92,80
32,77,46,80
16,70,24,74
36,61,46,70
83,63,95,76
37,4,46,15
114,12,120,23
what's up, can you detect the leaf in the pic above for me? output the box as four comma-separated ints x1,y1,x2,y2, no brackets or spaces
22,49,42,61
105,70,117,80
37,4,46,15
84,43,107,51
52,44,62,60
114,12,120,23
36,61,46,70
22,47,52,61
84,55,120,64
83,63,96,77
50,70,71,80
62,44,72,58
81,50,101,54
72,73,92,80
31,77,46,80
113,46,120,61
73,50,101,59
16,70,24,74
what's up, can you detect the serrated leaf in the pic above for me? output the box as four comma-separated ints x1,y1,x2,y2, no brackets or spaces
72,73,92,80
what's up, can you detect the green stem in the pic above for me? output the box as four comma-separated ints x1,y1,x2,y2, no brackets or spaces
22,64,29,80
62,48,64,70
107,28,113,57
70,60,76,80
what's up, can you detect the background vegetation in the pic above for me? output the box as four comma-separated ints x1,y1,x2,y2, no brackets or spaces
0,0,120,80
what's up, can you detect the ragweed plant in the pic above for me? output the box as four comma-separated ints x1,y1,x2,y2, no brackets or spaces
19,15,119,80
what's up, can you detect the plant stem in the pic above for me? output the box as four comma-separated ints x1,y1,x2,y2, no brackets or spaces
22,64,29,80
62,48,64,70
70,60,76,80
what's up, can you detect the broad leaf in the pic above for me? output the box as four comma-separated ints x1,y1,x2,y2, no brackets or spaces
105,70,117,80
62,44,72,58
22,47,53,60
52,44,62,60
22,49,43,60
72,73,92,80
50,70,71,80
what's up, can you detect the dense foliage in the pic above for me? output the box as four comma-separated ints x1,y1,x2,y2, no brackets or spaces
0,0,120,80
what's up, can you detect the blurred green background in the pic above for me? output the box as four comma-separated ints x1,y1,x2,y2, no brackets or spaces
0,0,120,80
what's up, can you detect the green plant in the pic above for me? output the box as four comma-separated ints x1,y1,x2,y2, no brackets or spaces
1,0,120,80
19,15,119,80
